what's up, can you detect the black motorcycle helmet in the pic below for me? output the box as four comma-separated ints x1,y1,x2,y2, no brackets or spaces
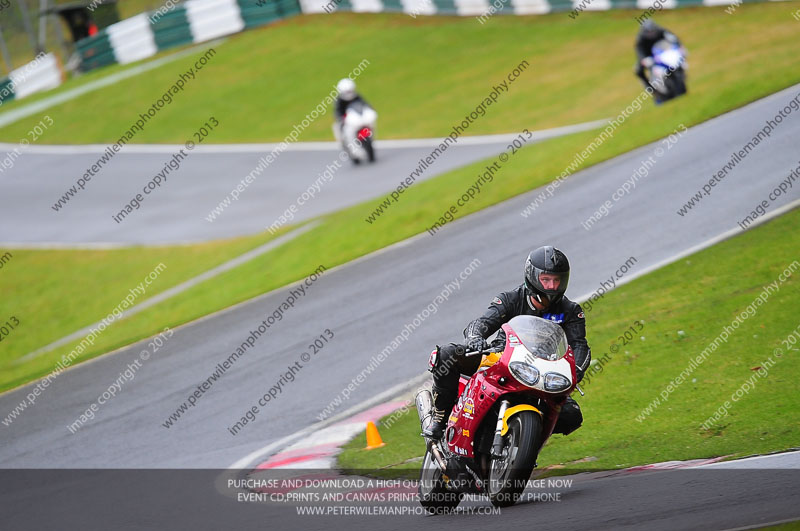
524,246,570,308
640,20,661,39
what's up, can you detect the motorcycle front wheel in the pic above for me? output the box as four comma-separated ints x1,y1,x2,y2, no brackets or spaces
666,69,687,96
418,448,463,514
363,137,375,162
487,410,542,507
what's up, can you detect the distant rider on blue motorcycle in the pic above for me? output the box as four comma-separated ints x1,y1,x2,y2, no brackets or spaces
634,20,682,90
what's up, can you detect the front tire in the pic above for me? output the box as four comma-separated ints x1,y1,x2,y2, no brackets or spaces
667,69,687,96
363,137,375,162
659,69,686,101
487,410,542,507
418,448,463,514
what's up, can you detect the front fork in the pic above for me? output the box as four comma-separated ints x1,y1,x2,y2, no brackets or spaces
491,400,510,458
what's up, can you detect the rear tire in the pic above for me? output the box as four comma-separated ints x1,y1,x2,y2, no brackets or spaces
418,449,463,514
487,410,542,507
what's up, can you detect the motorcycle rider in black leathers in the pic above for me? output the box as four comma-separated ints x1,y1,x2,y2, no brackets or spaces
634,20,681,90
423,246,591,440
334,78,370,127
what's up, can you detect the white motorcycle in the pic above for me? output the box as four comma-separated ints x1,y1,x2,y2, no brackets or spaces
646,39,688,104
334,100,377,164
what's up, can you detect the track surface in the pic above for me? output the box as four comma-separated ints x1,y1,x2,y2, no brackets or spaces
1,455,798,530
1,84,799,526
0,127,605,245
0,120,608,246
0,143,507,244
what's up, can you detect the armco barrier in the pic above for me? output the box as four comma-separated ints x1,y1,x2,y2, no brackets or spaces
108,14,160,65
0,53,63,106
187,0,246,41
75,0,301,72
303,0,767,15
23,0,776,80
151,8,195,51
239,0,302,27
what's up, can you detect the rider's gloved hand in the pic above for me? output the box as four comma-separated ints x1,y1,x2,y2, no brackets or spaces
641,57,654,68
466,336,488,353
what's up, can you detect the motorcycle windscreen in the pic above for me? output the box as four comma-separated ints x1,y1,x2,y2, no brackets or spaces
652,39,683,68
506,315,568,361
651,39,675,55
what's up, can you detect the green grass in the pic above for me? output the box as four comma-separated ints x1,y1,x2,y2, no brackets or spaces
758,523,800,531
0,229,294,392
1,4,799,143
0,42,218,123
337,209,800,475
2,4,800,394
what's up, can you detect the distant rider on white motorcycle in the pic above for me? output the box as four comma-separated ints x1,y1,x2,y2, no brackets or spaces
335,79,370,136
334,78,377,163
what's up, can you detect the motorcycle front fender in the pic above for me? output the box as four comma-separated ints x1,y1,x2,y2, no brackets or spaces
500,404,543,436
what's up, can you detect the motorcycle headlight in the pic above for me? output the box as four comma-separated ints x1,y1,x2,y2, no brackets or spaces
544,373,570,392
509,361,540,387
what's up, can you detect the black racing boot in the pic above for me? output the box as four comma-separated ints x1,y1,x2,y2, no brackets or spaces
422,387,457,440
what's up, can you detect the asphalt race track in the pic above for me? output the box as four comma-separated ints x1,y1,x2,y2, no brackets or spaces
0,121,605,245
1,84,799,528
0,142,509,244
1,456,798,529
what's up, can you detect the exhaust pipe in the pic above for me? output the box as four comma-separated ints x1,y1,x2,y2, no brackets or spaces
415,389,433,433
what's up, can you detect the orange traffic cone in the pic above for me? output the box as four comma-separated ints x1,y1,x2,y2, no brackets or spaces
365,421,385,450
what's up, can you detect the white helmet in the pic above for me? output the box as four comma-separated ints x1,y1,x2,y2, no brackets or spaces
336,78,357,101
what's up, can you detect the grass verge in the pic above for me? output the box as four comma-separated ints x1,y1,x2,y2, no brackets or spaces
0,5,798,143
0,228,295,392
337,208,800,476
